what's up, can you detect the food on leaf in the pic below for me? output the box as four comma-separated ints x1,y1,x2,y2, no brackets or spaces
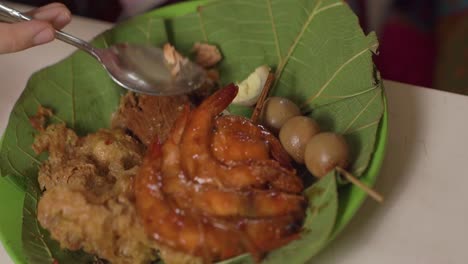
260,97,301,133
192,42,223,68
33,124,158,264
163,43,190,77
232,65,271,106
304,132,384,203
304,132,350,178
28,105,53,132
250,72,275,124
134,84,306,263
279,116,321,164
111,92,191,146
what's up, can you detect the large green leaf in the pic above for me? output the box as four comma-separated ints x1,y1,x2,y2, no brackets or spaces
0,0,384,263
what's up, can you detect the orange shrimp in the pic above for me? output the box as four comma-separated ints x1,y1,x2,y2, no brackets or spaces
160,104,305,218
179,84,302,193
134,84,306,263
135,136,304,262
212,115,293,169
212,116,271,163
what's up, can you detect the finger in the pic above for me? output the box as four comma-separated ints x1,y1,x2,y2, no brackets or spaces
35,2,68,11
27,2,69,15
0,21,54,54
26,3,71,29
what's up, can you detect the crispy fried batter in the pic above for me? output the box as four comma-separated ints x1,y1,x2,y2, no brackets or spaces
192,43,222,68
38,186,156,264
35,126,156,264
29,105,53,132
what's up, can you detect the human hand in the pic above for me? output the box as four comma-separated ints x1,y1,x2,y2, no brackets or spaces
0,3,71,54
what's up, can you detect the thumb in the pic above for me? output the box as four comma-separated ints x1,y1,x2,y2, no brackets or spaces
0,20,55,54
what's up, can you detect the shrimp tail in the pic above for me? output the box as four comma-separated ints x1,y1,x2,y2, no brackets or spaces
199,83,238,114
264,130,294,170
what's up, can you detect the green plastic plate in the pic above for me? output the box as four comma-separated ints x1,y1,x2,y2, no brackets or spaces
0,1,388,263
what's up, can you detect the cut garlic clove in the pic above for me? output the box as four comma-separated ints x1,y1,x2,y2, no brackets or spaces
232,65,270,106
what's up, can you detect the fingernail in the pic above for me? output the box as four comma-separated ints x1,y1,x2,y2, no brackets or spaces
33,28,54,45
57,11,71,24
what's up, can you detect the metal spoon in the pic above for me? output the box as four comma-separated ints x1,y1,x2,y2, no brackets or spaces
0,3,207,96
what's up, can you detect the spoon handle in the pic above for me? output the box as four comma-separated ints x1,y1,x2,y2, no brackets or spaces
0,3,97,57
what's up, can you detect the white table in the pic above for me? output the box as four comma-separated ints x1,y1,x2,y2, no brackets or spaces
2,3,468,264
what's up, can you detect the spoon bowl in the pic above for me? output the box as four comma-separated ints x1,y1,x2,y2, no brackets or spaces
0,3,207,96
94,43,207,95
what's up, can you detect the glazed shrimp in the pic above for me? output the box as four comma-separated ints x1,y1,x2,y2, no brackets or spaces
179,84,302,192
135,140,243,261
211,115,271,163
164,175,305,218
212,115,293,169
135,134,304,262
135,84,307,262
160,104,305,218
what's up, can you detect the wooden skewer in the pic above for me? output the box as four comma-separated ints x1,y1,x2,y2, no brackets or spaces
251,72,275,124
336,167,384,203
